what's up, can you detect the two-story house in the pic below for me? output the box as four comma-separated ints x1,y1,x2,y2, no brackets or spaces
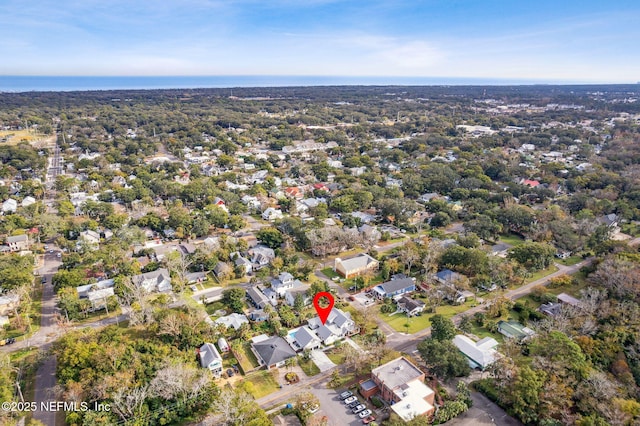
198,342,223,377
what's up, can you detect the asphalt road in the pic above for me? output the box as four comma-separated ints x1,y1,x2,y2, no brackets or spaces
31,252,62,425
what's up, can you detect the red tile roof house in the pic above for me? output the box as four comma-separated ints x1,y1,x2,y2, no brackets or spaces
284,187,304,199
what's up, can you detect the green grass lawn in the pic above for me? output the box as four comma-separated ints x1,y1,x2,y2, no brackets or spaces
326,349,346,366
525,265,559,283
321,267,340,279
380,300,477,333
320,267,386,291
242,370,280,399
204,301,227,316
558,256,583,266
498,233,525,246
298,357,321,376
232,342,260,374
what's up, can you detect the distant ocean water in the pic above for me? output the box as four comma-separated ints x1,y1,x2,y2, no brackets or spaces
0,75,555,92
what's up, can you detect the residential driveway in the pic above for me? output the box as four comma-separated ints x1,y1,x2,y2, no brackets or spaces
309,381,368,426
311,350,336,372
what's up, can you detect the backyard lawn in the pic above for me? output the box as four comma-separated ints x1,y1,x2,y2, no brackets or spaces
498,233,525,246
380,300,476,333
232,342,260,374
241,370,280,399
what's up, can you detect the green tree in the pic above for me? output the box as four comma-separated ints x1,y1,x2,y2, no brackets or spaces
507,242,556,271
222,287,246,313
430,314,456,341
256,227,284,249
417,338,471,380
509,366,546,424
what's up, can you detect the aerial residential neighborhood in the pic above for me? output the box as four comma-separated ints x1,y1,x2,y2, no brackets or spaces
1,84,640,426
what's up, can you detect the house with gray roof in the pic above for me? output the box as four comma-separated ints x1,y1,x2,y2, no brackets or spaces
248,245,275,269
247,286,270,309
285,286,310,308
289,326,321,351
251,335,297,370
306,308,358,345
215,313,249,330
334,253,379,279
6,234,29,252
131,268,172,293
373,277,416,299
271,272,302,297
497,320,535,340
396,296,425,317
198,342,223,377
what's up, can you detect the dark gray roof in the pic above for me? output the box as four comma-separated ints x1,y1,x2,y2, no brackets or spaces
316,325,333,341
378,278,415,294
397,296,425,311
247,286,270,308
360,379,379,391
253,336,296,366
294,327,318,348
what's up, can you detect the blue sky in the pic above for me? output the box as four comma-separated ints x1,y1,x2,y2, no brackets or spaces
1,0,638,82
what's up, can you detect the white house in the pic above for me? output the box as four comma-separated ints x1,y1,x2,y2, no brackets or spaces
453,335,499,370
78,230,100,250
198,342,223,377
131,268,172,293
306,308,358,345
248,245,275,269
2,199,18,214
215,313,249,330
270,272,302,297
6,234,29,252
21,196,36,207
262,207,283,221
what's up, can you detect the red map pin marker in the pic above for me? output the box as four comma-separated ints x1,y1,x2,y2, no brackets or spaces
313,291,335,325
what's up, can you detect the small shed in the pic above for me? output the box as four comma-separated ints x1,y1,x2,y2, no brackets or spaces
218,337,230,353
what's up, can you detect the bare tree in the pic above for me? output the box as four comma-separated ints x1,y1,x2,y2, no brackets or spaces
149,361,212,404
164,250,192,292
117,276,154,325
209,388,256,426
111,385,149,421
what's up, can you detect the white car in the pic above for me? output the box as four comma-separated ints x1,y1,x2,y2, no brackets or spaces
343,396,357,405
352,404,366,414
358,409,372,419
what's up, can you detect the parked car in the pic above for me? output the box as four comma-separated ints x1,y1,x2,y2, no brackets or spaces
41,277,46,284
362,415,376,424
343,396,357,405
226,368,234,377
339,391,353,400
352,404,366,414
347,400,360,409
358,409,372,419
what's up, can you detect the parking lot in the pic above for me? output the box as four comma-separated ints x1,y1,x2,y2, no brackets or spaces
309,384,376,426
